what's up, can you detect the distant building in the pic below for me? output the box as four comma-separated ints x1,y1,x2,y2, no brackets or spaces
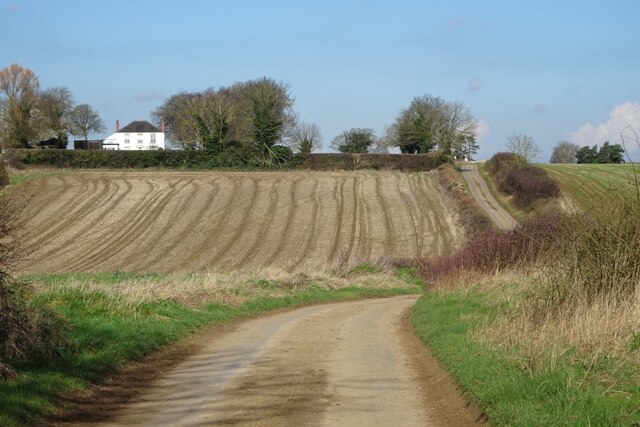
100,120,165,150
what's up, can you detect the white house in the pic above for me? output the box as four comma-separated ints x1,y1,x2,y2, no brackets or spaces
102,120,165,150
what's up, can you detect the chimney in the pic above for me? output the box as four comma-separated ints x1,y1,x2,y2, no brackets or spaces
116,120,120,132
161,115,165,132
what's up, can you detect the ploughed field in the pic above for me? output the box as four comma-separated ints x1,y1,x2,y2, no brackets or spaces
17,170,462,273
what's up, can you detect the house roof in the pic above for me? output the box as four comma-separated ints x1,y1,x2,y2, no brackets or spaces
118,121,161,133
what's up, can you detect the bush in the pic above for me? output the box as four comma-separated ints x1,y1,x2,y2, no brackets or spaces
423,212,572,282
541,195,640,307
486,152,559,209
0,193,69,378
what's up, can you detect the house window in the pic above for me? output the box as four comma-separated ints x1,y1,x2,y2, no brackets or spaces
124,134,130,144
137,133,143,145
150,134,156,145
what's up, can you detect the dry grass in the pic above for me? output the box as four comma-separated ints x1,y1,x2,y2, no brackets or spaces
28,268,417,309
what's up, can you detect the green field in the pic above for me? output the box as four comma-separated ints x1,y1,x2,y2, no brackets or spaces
541,164,639,210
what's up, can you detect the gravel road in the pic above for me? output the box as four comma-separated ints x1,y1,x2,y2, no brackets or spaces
460,163,518,230
68,296,480,426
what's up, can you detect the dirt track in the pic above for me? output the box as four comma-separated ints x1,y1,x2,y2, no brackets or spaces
460,164,517,230
62,296,480,426
18,170,463,273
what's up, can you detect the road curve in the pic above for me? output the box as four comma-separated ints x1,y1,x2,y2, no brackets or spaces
79,296,478,426
460,163,518,230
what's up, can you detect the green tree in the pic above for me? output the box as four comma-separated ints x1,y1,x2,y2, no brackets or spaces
67,104,105,142
241,78,295,158
597,142,625,163
331,128,376,153
388,95,477,155
576,145,598,163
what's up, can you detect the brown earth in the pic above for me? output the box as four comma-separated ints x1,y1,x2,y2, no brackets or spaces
17,170,463,274
46,296,484,427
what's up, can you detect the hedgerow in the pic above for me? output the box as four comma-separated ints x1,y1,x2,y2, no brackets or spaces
10,150,448,172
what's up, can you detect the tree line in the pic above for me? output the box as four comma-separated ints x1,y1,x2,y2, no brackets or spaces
0,64,105,149
549,140,625,164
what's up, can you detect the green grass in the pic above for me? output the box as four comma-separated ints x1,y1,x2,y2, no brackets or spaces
0,270,420,426
541,163,640,211
412,290,640,426
8,170,67,187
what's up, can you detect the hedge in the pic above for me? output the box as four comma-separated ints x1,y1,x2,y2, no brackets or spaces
9,150,449,172
295,153,448,171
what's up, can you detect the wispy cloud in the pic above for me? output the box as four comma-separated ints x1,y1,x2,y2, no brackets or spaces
468,77,484,92
2,1,22,13
570,102,640,153
446,16,467,30
528,103,548,115
130,91,165,102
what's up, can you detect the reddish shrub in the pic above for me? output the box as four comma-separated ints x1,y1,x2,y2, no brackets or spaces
423,212,572,282
486,152,559,209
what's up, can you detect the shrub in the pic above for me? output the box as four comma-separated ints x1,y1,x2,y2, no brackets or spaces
486,152,559,209
541,194,640,308
0,193,69,378
423,212,572,282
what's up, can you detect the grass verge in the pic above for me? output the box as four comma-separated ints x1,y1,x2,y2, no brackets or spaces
1,268,422,426
412,288,640,426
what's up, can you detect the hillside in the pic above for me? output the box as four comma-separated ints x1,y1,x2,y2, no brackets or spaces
16,170,463,274
541,163,639,210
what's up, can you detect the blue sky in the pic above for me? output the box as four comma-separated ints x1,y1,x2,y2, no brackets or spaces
1,0,639,160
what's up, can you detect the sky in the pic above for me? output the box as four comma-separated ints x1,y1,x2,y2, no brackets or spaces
1,0,639,160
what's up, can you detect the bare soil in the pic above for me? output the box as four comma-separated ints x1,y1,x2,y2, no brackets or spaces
46,296,483,426
17,170,463,274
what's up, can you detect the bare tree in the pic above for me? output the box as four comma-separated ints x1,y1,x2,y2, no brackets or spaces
0,64,41,148
67,104,105,141
37,87,74,148
505,132,541,162
289,122,322,153
549,140,580,163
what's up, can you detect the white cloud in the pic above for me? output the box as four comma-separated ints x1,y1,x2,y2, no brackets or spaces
475,119,490,142
468,77,483,92
570,102,640,152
